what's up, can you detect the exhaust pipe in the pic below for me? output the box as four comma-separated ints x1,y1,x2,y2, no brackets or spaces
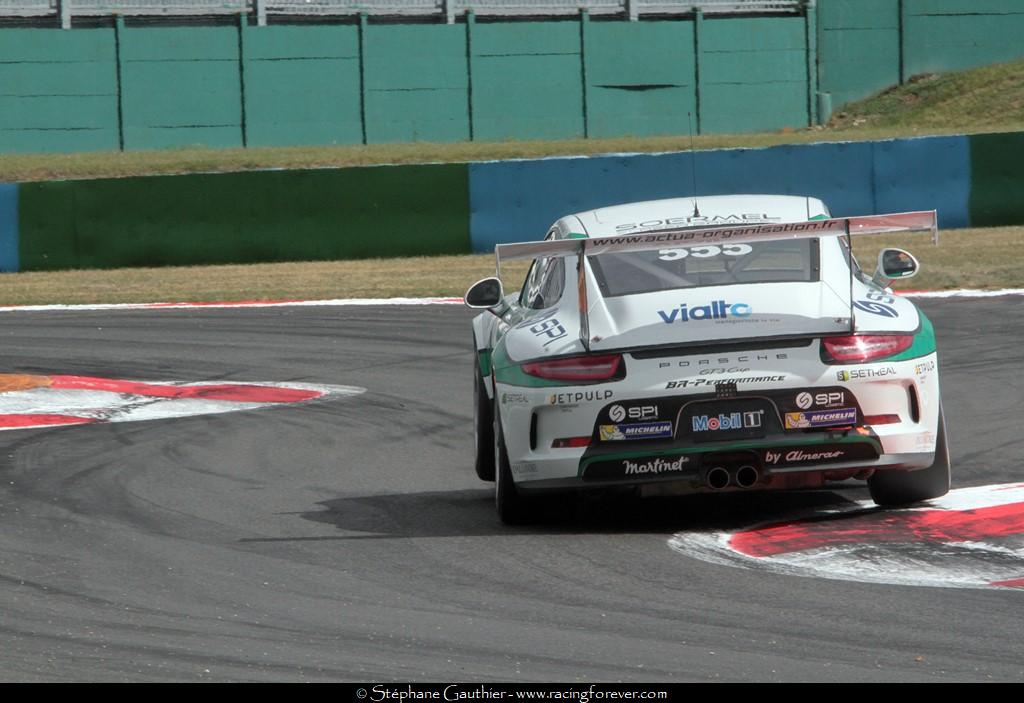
735,464,760,489
706,466,730,490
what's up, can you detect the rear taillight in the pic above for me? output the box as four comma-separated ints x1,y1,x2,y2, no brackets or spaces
864,414,901,425
822,335,913,363
551,436,591,448
522,354,623,382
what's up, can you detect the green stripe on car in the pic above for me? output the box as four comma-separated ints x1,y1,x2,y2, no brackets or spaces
888,311,937,362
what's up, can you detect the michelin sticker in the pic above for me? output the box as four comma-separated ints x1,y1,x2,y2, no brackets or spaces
599,421,673,441
784,408,857,429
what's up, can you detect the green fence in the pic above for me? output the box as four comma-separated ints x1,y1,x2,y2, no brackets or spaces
0,11,817,152
818,0,1024,114
2,1,1024,153
242,24,362,147
0,28,120,153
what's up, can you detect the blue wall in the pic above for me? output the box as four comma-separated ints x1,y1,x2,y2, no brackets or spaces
0,183,18,272
468,135,970,251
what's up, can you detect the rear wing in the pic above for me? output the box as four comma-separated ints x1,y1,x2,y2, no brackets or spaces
493,210,937,353
495,211,937,265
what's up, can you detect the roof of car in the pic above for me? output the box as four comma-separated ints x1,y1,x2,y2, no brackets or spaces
568,194,829,238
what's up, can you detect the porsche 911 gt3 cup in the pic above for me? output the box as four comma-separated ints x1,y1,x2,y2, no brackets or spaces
466,195,949,523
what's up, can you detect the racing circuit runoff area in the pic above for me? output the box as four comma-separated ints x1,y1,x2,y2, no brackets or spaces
0,293,1022,682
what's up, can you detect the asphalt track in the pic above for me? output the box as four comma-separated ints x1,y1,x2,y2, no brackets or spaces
0,298,1021,682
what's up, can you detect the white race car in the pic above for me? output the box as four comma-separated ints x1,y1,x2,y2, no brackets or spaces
466,195,949,523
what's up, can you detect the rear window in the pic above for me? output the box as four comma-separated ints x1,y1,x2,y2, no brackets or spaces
589,239,820,298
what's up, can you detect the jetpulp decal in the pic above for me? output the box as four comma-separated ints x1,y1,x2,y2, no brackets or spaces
0,374,364,430
668,483,1024,590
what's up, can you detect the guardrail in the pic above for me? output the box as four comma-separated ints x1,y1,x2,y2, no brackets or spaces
0,0,804,28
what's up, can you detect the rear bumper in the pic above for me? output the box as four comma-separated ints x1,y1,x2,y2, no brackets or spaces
512,442,934,495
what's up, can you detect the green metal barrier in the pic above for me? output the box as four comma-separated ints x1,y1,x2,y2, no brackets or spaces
18,165,471,271
3,3,1024,153
119,22,244,150
364,21,470,143
582,18,697,139
968,132,1024,228
469,19,584,141
0,27,120,153
242,24,362,147
817,0,900,110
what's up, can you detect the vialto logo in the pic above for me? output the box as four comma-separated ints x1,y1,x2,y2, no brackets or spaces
658,300,753,324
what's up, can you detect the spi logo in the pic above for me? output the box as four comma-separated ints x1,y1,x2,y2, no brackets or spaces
608,404,658,422
853,300,899,318
795,391,845,409
658,300,753,324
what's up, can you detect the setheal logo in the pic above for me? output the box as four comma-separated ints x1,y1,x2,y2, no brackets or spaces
658,300,752,324
837,367,897,382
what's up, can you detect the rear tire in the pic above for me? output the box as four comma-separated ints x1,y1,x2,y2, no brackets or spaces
473,359,496,481
869,408,951,506
494,410,536,525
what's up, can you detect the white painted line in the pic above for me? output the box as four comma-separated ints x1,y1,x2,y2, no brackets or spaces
0,289,1020,314
900,288,1024,299
0,297,465,313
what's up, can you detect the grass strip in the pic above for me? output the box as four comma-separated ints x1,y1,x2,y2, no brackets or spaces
0,227,1014,307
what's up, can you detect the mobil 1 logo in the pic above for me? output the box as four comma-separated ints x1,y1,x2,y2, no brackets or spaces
685,399,772,443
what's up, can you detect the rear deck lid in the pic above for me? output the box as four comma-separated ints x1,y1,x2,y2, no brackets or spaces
585,237,853,350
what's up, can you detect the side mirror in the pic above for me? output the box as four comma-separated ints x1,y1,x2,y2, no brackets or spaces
871,248,919,287
464,277,505,309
